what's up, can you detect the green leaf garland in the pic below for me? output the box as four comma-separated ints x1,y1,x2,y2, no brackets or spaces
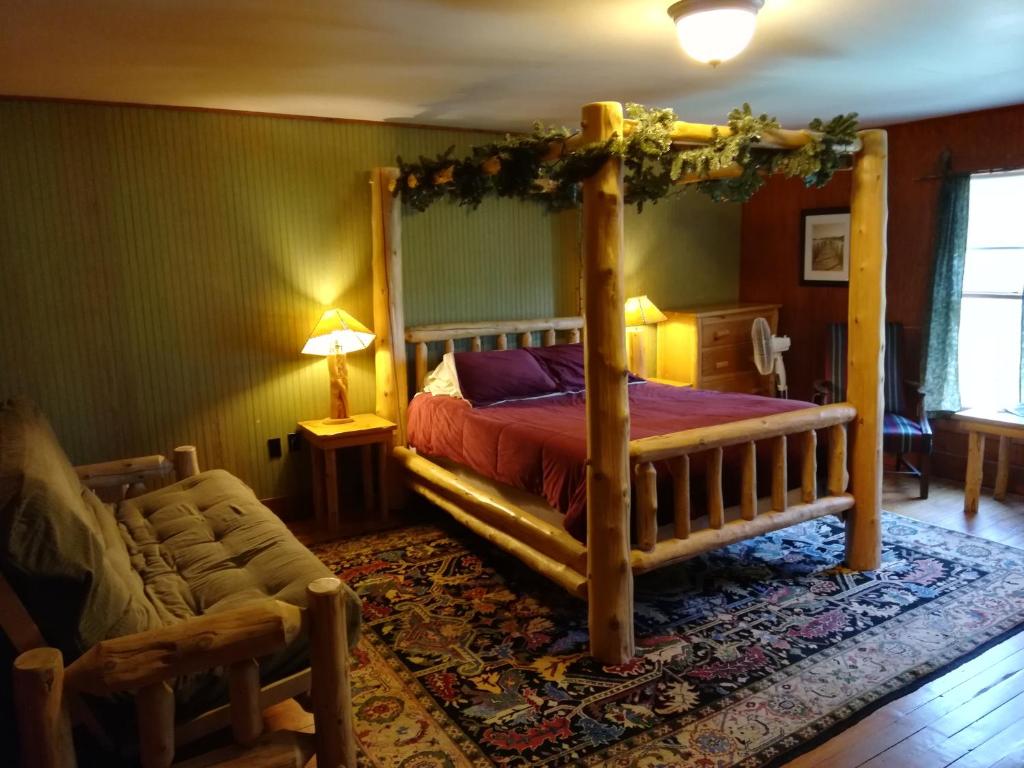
392,103,858,212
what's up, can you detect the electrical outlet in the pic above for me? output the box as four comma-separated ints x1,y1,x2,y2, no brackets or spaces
287,432,301,451
267,437,282,459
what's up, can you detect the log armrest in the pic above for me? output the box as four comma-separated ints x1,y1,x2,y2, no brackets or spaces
65,599,305,696
76,445,200,500
75,454,173,491
15,577,356,768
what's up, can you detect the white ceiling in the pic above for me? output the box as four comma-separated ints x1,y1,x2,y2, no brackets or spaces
3,0,1024,131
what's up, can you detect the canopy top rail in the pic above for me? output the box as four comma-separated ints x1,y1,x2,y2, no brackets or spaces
390,102,861,211
560,120,862,154
653,120,862,153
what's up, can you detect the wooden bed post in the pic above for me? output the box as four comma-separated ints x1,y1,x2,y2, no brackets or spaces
371,166,409,446
581,101,634,664
845,129,887,570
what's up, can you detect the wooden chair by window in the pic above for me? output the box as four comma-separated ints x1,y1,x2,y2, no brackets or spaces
815,322,932,498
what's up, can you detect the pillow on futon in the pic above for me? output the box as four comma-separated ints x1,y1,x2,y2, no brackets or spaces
0,397,160,658
527,343,644,391
452,348,560,407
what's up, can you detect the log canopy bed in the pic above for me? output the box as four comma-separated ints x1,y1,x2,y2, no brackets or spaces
369,102,887,665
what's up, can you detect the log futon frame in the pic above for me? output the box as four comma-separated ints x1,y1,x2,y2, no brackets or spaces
5,447,356,768
370,101,887,665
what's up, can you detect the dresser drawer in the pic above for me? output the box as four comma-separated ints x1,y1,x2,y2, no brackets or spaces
703,371,773,396
701,343,757,377
700,314,760,348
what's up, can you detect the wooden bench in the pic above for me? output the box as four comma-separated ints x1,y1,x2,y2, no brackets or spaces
955,408,1022,514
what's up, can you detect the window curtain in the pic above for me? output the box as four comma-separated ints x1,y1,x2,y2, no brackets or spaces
922,174,970,413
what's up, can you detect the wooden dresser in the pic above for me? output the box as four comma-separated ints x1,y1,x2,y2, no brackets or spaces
656,303,781,395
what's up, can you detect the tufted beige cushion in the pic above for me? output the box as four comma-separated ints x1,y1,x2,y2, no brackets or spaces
115,468,360,643
114,469,361,716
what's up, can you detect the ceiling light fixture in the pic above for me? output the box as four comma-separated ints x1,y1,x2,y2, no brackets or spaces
667,0,764,66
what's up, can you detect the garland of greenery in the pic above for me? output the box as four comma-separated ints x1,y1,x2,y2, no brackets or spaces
392,104,858,213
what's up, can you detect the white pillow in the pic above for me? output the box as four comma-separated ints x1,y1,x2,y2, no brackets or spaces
420,352,463,398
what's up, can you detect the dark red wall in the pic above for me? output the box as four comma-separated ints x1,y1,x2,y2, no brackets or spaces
739,103,1024,491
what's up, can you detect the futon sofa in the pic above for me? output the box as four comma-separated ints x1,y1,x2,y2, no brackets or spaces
0,397,361,767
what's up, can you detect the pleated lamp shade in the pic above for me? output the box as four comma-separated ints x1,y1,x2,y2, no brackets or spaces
624,295,667,328
301,309,375,356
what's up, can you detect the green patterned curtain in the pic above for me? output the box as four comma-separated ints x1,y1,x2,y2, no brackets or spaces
923,174,971,413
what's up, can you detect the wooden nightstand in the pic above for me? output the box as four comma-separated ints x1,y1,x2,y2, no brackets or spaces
298,414,397,537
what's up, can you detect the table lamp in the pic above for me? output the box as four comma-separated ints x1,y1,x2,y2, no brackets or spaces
302,308,375,424
624,295,667,376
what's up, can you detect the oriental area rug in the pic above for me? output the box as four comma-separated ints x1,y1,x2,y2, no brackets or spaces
312,513,1024,767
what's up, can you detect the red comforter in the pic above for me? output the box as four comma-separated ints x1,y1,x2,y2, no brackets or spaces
407,382,810,540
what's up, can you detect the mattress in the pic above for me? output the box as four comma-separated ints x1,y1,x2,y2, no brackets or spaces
407,382,811,540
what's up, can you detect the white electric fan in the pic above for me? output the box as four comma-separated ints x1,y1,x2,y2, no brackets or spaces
751,317,790,398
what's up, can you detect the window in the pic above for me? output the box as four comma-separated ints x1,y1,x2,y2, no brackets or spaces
958,171,1024,409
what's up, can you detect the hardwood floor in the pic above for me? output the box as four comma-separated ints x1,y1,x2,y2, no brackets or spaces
271,476,1024,767
785,475,1024,768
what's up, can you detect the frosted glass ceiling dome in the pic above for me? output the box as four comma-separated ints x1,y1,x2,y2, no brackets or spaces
668,0,765,66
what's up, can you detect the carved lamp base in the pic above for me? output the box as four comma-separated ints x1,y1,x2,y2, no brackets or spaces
326,352,353,424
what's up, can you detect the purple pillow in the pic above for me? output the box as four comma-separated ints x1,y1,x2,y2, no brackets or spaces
453,348,561,407
525,343,587,391
526,343,643,391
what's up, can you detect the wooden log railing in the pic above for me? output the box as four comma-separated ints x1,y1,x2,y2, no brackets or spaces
393,447,588,596
74,445,199,503
14,578,355,768
623,119,864,153
628,403,857,571
553,121,864,192
541,120,863,176
406,316,585,391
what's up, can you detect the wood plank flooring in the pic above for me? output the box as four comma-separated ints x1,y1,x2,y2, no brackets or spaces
785,476,1024,768
272,476,1024,767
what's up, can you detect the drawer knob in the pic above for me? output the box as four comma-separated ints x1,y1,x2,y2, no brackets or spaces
715,361,729,370
714,329,731,339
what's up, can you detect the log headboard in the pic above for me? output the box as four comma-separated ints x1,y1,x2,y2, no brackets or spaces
370,167,585,446
405,316,584,393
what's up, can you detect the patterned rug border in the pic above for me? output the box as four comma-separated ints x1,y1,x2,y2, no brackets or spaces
763,617,1024,767
763,508,1024,766
321,508,1024,767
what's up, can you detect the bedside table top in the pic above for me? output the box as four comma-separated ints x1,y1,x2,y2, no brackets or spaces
298,414,397,440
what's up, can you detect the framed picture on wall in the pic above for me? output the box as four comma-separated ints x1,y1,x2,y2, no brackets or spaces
800,208,851,285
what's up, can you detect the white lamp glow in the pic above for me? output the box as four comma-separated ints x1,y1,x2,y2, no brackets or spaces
624,295,666,377
668,0,764,66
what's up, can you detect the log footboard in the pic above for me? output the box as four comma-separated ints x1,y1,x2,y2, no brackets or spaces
628,403,857,571
395,403,858,593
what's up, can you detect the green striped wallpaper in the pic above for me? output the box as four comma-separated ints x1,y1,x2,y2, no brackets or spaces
625,193,741,306
0,98,738,501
